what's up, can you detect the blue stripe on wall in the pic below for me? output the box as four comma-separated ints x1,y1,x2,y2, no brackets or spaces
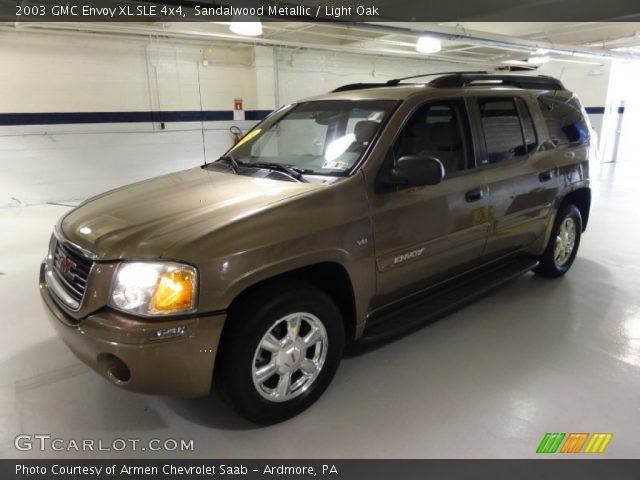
0,110,273,126
585,106,625,114
246,110,273,120
0,107,619,127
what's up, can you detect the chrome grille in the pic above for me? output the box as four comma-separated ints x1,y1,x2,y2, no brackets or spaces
51,238,93,306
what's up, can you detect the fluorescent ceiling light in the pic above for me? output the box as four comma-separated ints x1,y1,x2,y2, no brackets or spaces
528,55,550,64
416,36,442,54
229,17,262,37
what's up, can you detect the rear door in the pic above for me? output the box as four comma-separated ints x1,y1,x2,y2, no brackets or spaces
470,94,560,260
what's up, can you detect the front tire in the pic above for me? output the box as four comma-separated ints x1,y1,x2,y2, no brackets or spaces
215,283,344,424
534,204,582,278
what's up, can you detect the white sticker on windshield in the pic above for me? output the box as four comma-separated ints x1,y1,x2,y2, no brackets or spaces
322,160,349,170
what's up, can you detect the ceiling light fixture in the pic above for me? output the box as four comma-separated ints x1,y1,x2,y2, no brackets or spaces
533,48,550,55
528,55,550,65
229,17,263,37
416,36,442,54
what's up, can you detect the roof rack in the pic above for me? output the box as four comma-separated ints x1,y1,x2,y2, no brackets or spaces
385,71,489,86
331,72,565,93
331,71,488,92
331,83,389,93
429,73,566,90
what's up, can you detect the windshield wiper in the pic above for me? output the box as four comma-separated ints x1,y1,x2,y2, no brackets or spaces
217,155,241,174
247,162,309,183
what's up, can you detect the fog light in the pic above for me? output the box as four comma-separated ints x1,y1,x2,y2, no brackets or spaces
98,354,131,384
149,325,187,341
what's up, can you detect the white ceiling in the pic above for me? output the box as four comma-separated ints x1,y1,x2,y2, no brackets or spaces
9,21,640,66
256,21,640,63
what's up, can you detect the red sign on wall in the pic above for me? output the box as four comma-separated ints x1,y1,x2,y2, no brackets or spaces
234,99,243,111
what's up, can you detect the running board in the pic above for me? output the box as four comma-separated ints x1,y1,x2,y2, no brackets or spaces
361,257,539,344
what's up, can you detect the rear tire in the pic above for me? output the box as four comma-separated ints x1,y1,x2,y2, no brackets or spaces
215,282,344,425
534,204,582,278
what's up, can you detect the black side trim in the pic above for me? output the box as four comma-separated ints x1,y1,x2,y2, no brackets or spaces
361,257,539,343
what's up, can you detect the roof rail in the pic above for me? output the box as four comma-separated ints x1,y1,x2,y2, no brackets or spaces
330,72,565,93
331,83,387,93
429,73,565,90
385,71,489,86
331,71,489,92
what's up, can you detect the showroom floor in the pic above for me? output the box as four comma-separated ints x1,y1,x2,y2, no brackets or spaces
0,161,639,459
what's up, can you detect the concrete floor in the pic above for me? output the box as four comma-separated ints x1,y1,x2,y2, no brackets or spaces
0,161,639,459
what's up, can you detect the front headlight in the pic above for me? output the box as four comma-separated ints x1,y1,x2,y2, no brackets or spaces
109,262,198,316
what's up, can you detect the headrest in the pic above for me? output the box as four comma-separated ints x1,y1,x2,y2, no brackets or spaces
353,120,379,143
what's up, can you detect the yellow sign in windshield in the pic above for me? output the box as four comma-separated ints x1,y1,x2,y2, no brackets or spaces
232,128,261,149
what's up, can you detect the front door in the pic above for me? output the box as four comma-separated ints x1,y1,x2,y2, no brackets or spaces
368,99,490,309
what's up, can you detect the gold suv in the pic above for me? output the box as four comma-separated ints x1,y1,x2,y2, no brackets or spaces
41,73,592,424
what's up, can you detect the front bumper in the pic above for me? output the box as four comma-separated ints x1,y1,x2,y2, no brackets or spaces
40,262,226,397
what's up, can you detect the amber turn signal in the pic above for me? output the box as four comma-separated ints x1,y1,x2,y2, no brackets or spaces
150,269,196,313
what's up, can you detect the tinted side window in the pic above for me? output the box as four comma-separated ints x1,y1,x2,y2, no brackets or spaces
478,97,528,164
537,95,589,146
394,100,470,177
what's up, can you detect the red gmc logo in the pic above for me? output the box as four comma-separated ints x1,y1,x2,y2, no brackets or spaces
55,253,76,282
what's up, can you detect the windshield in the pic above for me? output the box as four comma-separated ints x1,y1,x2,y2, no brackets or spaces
223,100,397,176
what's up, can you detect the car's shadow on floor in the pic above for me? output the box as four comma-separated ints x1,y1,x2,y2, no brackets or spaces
162,394,263,431
10,258,609,433
343,257,612,358
166,257,613,430
2,335,261,432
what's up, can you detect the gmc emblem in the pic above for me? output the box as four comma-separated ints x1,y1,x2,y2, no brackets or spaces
55,252,76,282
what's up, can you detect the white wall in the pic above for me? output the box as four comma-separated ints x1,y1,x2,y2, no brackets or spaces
537,61,611,106
0,30,261,113
599,60,640,165
536,61,612,141
273,49,479,104
0,29,263,206
0,28,614,207
0,30,149,113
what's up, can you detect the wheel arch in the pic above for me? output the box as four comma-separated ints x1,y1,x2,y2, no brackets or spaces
560,187,591,232
224,262,358,343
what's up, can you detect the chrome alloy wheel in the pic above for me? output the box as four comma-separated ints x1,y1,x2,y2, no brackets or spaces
252,312,328,403
554,216,577,267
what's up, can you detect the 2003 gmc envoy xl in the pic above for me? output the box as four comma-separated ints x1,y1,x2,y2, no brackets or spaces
40,72,592,424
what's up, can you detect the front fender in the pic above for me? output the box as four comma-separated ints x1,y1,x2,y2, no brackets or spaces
201,241,374,337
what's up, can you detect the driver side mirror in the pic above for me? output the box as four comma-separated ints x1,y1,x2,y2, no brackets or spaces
385,155,445,188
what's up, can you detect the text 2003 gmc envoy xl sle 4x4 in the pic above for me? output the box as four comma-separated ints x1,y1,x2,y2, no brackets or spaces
40,73,592,424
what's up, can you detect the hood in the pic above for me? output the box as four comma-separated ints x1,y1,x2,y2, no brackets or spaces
60,167,322,260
